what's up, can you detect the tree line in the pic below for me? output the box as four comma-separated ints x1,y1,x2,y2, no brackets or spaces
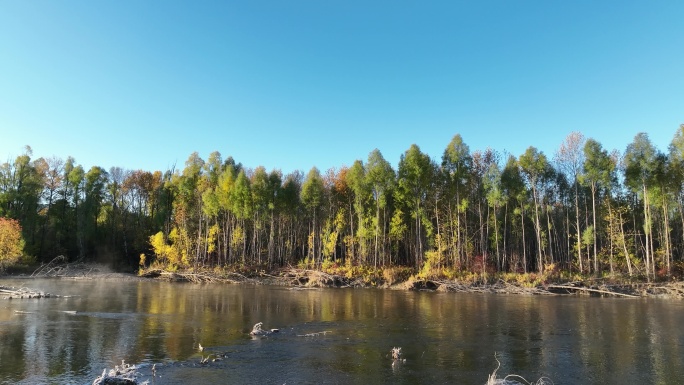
2,126,683,280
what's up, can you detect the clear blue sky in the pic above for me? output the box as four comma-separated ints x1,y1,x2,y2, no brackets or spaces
1,1,682,175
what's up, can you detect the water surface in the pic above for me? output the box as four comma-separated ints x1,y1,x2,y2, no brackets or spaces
1,278,683,384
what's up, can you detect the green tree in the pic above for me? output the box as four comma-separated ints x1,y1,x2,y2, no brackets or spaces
83,166,108,259
441,134,472,269
472,148,499,271
623,133,659,279
266,170,282,266
231,170,252,262
581,138,614,274
396,144,435,268
483,159,504,270
366,149,395,267
501,155,527,272
301,167,325,265
346,160,370,262
519,147,553,273
68,164,85,259
278,171,302,265
669,125,684,273
0,147,43,257
649,152,673,275
555,132,586,272
251,166,271,264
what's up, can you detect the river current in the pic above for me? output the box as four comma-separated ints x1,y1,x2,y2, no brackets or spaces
1,278,683,384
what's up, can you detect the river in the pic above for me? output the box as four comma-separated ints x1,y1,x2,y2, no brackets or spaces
1,278,683,384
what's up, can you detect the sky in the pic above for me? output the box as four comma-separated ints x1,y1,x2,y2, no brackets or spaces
1,1,682,175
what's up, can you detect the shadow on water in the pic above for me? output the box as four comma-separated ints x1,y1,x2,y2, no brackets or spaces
1,278,683,384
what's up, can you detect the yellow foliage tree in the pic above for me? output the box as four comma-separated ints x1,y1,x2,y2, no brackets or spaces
0,217,24,270
149,231,183,268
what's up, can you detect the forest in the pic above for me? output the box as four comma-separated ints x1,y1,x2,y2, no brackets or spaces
1,126,683,282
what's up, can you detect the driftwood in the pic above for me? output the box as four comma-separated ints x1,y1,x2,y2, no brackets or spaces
427,280,557,296
31,255,69,277
634,281,684,298
31,256,117,279
249,322,279,336
0,286,59,300
297,330,331,337
546,284,639,298
280,268,359,288
92,360,147,385
140,269,254,284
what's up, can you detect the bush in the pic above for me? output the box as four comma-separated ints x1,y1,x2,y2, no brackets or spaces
0,217,25,270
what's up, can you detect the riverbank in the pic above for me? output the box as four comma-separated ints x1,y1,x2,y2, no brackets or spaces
3,261,684,299
136,265,684,299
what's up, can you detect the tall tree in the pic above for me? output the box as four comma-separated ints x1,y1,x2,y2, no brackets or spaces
483,157,504,270
519,147,553,273
555,132,586,272
301,167,325,265
669,125,684,268
397,144,435,268
83,166,108,259
441,134,472,269
34,156,64,257
501,155,527,271
68,164,85,259
366,149,395,267
347,160,370,262
623,133,659,280
231,170,252,263
581,138,614,274
251,166,271,264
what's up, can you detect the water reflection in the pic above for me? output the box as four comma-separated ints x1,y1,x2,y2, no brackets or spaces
0,279,683,384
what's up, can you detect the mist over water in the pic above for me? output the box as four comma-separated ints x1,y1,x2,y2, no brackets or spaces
1,278,683,384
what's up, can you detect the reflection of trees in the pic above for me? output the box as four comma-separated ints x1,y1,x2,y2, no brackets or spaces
2,281,684,384
0,319,26,380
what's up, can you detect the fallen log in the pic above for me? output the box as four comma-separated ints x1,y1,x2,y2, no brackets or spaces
546,284,639,298
1,286,58,299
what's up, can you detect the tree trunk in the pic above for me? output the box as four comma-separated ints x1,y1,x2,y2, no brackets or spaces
591,183,598,274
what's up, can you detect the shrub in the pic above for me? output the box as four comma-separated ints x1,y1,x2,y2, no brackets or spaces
382,266,413,285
